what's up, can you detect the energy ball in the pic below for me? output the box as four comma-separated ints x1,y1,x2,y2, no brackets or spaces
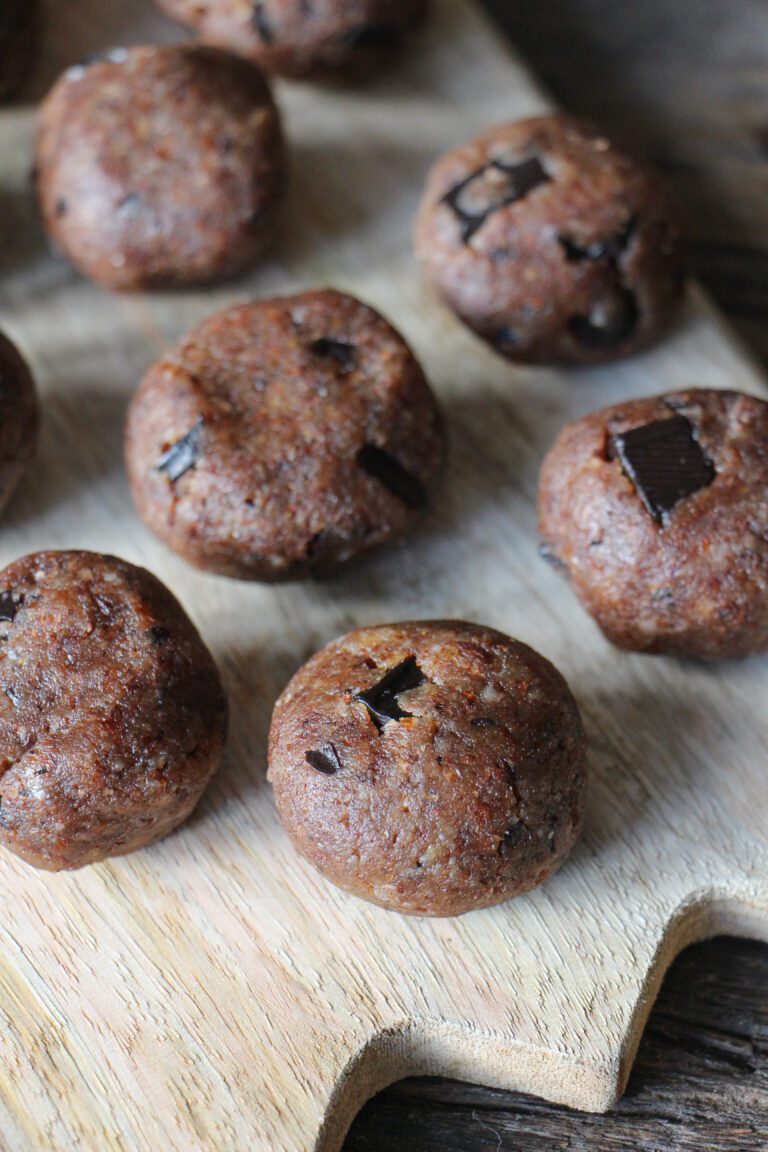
125,289,445,581
0,331,39,518
154,0,427,79
0,551,228,870
268,620,587,916
36,45,284,290
538,389,768,659
414,114,685,365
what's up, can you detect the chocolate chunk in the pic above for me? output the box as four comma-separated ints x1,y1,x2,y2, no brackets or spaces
306,743,342,775
500,822,525,851
156,419,203,483
354,656,425,730
568,286,639,349
0,591,18,622
559,215,637,263
357,443,426,510
310,337,356,371
251,2,274,42
444,155,550,242
612,414,716,524
149,625,170,644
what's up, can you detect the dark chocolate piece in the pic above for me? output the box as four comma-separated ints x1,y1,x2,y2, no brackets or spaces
306,743,342,775
357,443,426,510
444,155,550,242
156,419,203,483
310,337,356,371
0,591,18,622
149,625,170,644
354,656,425,730
612,414,716,524
568,286,639,349
558,215,637,263
500,822,525,851
251,2,274,42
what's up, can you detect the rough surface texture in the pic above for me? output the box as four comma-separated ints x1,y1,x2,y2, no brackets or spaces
414,114,685,364
345,936,768,1152
0,331,38,518
0,0,37,101
154,0,428,79
125,289,445,581
538,388,768,659
268,620,587,916
35,44,284,290
0,551,227,870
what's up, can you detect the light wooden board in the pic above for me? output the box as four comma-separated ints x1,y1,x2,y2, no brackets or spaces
1,2,767,1149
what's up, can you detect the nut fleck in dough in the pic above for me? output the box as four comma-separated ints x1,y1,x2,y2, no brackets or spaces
539,389,768,659
36,45,284,290
0,0,37,101
0,551,228,870
0,331,39,516
414,114,685,365
268,621,587,916
125,289,445,581
155,0,427,79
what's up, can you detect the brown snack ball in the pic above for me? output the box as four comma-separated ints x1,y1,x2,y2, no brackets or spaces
0,551,228,870
538,389,768,659
36,45,284,290
414,114,685,365
268,621,587,916
154,0,427,79
0,0,37,101
0,331,39,517
125,289,445,581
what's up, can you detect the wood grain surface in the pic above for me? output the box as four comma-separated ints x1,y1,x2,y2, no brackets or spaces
0,2,767,1151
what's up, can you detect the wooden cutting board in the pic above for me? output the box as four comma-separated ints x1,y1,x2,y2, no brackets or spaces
1,2,767,1149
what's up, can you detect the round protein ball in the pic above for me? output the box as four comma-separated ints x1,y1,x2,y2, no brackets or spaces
154,0,427,79
125,289,445,581
268,620,587,916
0,0,37,101
0,331,39,517
539,389,768,659
414,114,685,365
36,45,284,290
0,551,228,870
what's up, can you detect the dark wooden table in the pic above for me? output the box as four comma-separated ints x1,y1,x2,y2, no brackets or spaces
344,3,768,1148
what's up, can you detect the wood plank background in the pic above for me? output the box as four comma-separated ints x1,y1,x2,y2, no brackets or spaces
346,2,768,1148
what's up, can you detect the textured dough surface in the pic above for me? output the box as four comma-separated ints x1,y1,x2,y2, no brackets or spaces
125,289,445,581
0,551,228,870
538,388,768,658
36,44,284,289
268,620,587,916
414,114,684,364
0,331,38,518
155,0,427,78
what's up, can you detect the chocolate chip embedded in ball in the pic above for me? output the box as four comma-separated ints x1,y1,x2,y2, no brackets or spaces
268,620,587,917
0,331,39,517
538,388,768,659
0,551,228,870
414,114,685,365
154,0,428,79
35,45,285,290
125,289,445,581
